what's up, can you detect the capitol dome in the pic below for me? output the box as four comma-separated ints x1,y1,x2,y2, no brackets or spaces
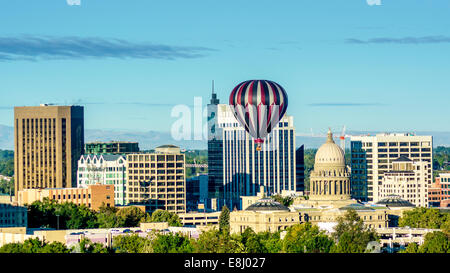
314,129,345,167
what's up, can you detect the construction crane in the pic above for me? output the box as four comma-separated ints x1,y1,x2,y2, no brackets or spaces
340,125,346,151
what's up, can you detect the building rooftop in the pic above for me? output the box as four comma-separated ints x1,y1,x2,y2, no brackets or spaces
245,198,290,212
339,203,374,211
156,144,179,148
392,156,413,162
375,195,415,208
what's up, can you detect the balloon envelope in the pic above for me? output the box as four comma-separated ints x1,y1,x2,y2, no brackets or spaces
229,80,288,144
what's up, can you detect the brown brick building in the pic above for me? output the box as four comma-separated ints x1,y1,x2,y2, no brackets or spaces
14,105,84,196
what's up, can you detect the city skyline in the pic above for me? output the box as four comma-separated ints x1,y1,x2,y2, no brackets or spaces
0,1,449,136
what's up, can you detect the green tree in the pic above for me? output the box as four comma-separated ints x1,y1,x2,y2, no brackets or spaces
0,242,24,253
0,178,14,195
283,222,334,253
151,233,194,253
96,204,120,228
193,228,243,253
0,238,70,253
40,241,71,253
63,203,98,229
77,238,110,253
238,228,268,253
113,234,153,253
331,209,378,253
27,199,98,229
419,231,450,253
271,194,294,207
400,242,419,253
258,231,283,253
116,206,146,227
145,209,182,227
219,205,230,235
399,207,450,229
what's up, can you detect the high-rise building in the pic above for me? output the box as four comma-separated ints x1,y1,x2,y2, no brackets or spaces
77,154,127,205
84,141,139,155
207,93,298,209
207,89,223,203
296,145,305,193
350,133,433,202
379,156,430,207
126,145,186,214
14,105,84,196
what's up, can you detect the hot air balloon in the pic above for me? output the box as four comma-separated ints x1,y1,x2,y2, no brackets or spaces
229,80,288,151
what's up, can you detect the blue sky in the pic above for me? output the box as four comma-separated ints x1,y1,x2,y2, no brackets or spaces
0,0,449,136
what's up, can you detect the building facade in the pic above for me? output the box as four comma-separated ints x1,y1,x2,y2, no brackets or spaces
14,105,84,196
350,133,433,202
378,156,430,207
185,174,208,212
296,145,305,193
309,129,351,202
126,145,186,214
77,154,127,205
0,203,27,228
207,94,298,210
84,141,139,155
428,173,450,207
17,184,114,211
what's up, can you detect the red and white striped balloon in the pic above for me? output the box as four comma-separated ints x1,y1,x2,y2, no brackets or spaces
229,80,288,149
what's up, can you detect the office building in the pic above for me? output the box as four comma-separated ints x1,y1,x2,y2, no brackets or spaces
207,90,224,204
14,105,84,196
77,154,127,205
0,201,27,228
126,145,186,214
207,93,298,210
185,174,208,212
428,173,450,207
84,141,139,155
378,156,430,207
17,184,114,211
350,133,432,202
296,145,305,193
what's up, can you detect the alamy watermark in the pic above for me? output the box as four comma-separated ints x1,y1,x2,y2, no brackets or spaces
367,0,382,6
67,0,81,6
170,97,284,151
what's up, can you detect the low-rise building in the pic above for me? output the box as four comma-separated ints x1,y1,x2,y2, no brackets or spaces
378,156,430,207
17,184,114,211
177,211,220,227
0,203,27,228
428,173,450,208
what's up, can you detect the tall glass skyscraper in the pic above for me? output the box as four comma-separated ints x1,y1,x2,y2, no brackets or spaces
207,92,299,210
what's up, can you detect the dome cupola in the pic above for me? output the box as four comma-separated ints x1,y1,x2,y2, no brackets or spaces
314,129,345,169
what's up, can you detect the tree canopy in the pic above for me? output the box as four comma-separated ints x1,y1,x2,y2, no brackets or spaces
331,209,378,253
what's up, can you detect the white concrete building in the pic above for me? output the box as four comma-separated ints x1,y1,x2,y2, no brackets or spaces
379,156,430,207
77,154,127,206
350,133,433,202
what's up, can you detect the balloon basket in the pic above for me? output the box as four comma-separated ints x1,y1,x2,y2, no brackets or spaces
256,144,262,151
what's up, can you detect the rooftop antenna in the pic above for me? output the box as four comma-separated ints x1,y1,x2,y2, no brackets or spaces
210,80,219,105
